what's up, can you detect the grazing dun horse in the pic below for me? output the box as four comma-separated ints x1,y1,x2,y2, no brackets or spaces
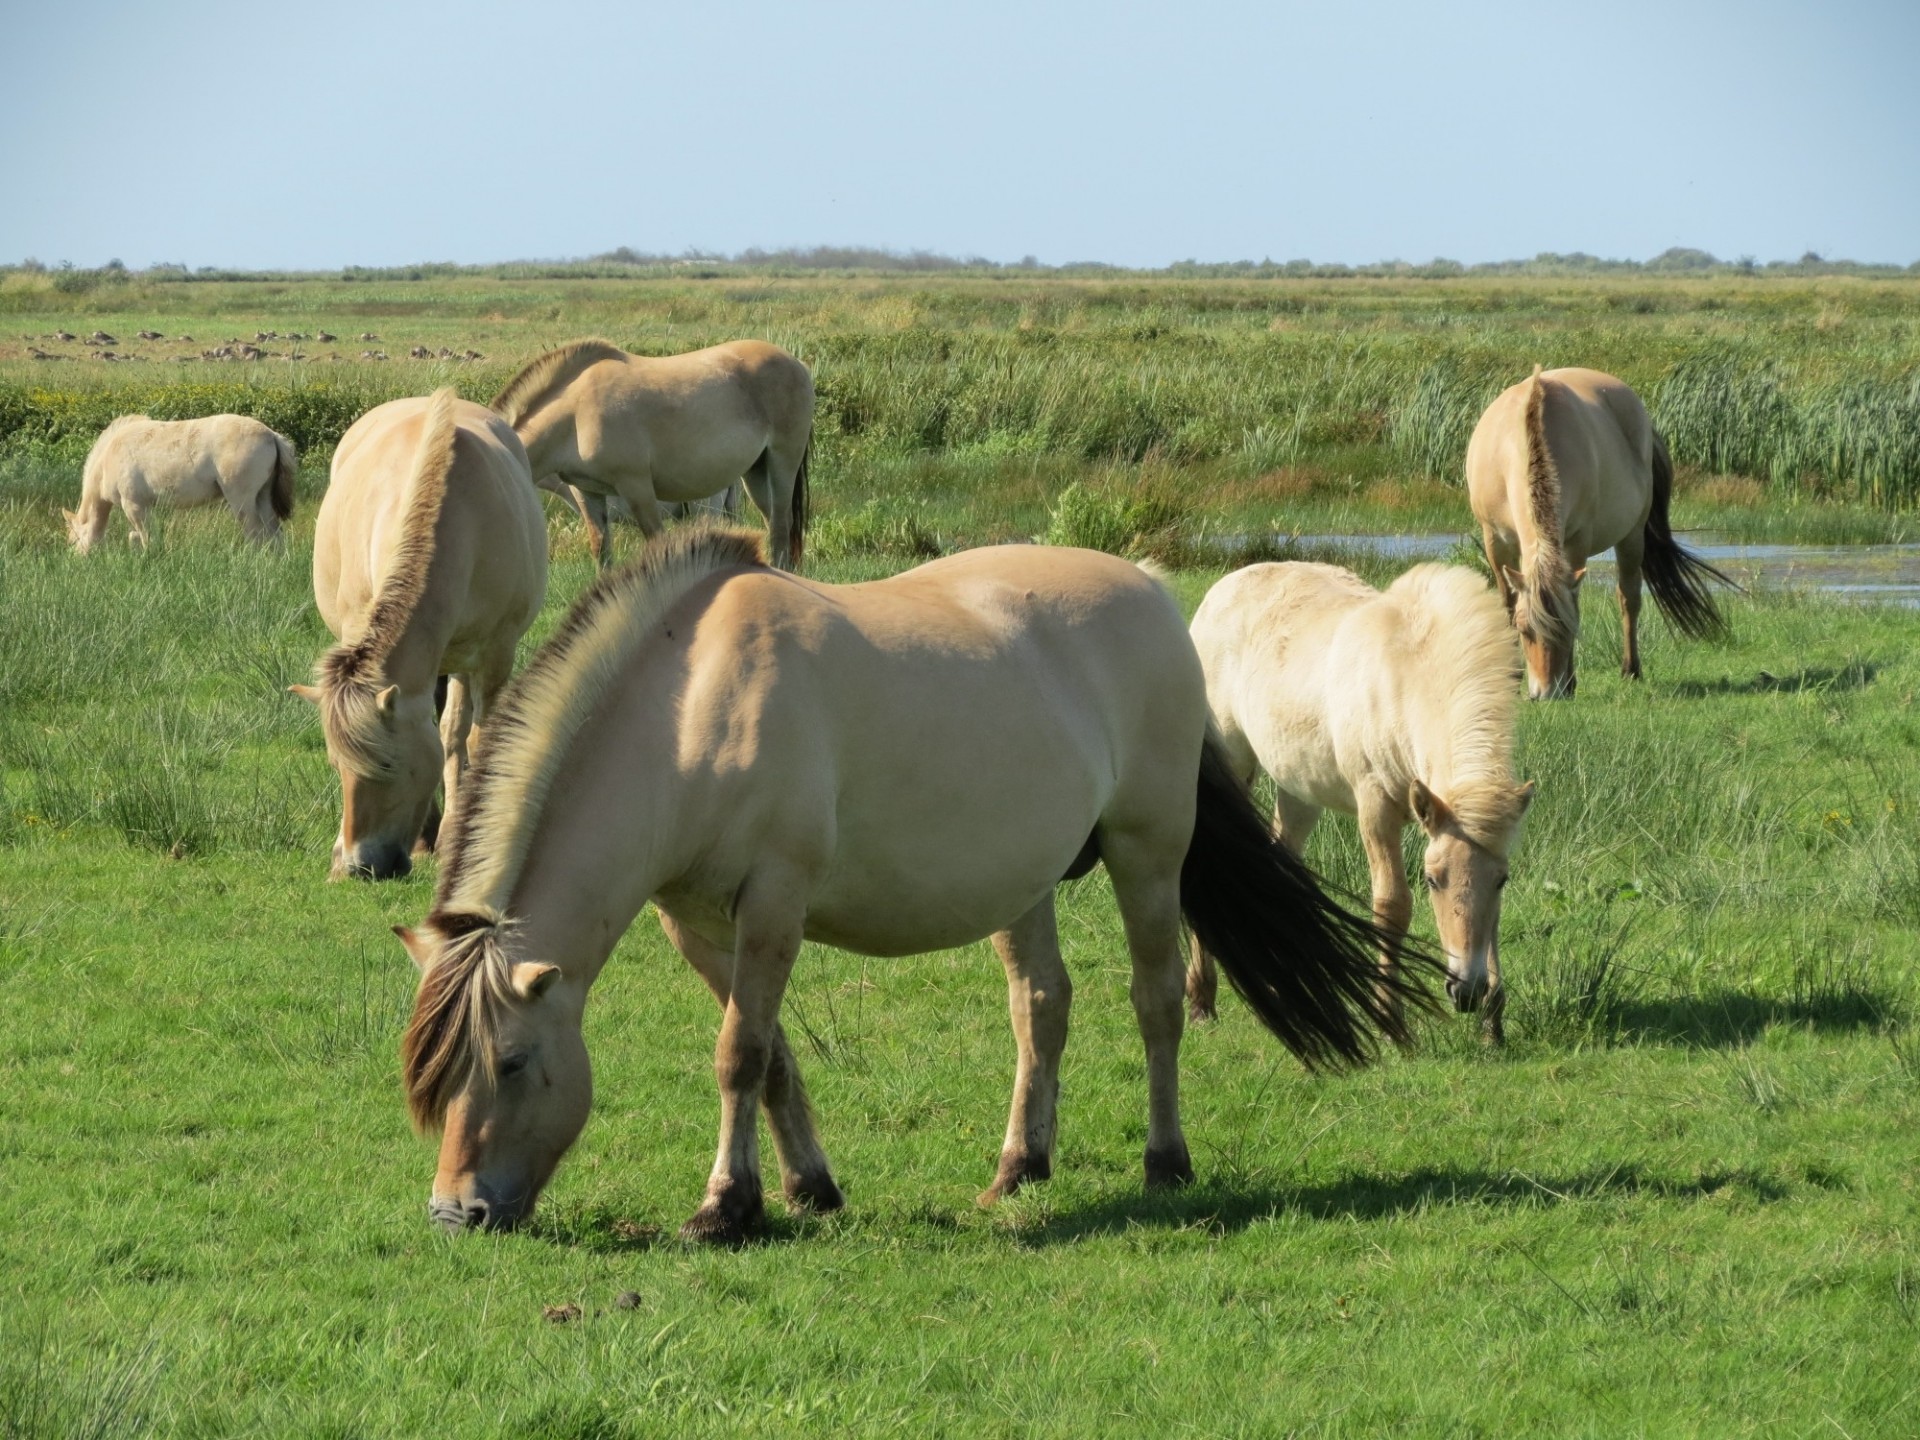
491,338,812,570
293,389,547,881
395,528,1433,1242
65,413,296,552
1469,365,1732,699
1187,563,1534,1042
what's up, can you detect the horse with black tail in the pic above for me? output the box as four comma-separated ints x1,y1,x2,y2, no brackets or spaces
396,528,1434,1243
1469,365,1734,698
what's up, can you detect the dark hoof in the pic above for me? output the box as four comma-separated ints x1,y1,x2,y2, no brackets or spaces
678,1186,764,1246
1144,1144,1194,1190
977,1150,1051,1207
784,1172,846,1214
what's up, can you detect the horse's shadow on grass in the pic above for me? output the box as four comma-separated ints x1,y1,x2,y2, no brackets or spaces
1599,989,1891,1048
1666,663,1878,698
999,1160,1792,1248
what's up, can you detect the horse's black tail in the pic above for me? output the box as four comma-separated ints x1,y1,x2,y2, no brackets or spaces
1180,733,1437,1070
787,430,810,569
269,431,298,520
1641,429,1735,640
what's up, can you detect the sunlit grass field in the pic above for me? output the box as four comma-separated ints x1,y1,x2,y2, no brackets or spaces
5,489,1920,1435
3,273,1920,1435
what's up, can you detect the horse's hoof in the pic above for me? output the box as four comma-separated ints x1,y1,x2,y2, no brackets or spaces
784,1173,846,1214
977,1149,1050,1207
1144,1144,1194,1190
678,1188,764,1246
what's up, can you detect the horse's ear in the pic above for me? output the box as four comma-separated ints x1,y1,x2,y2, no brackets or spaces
393,925,434,971
61,508,77,525
1514,779,1537,815
1410,779,1452,837
288,683,322,706
511,962,561,1001
1571,566,1588,585
375,685,400,719
1501,565,1525,593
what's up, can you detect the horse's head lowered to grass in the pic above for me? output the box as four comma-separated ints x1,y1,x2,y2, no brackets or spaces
1411,776,1534,1030
397,914,590,1230
292,647,441,879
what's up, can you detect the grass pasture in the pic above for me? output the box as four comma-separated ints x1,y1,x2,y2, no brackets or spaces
3,273,1920,1436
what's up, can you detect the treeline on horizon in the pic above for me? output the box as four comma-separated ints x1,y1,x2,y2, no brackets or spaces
6,244,1918,288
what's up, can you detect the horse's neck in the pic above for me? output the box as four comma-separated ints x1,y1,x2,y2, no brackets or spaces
365,522,466,695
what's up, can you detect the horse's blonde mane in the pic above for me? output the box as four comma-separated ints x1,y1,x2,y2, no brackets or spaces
489,338,629,427
316,387,461,776
1382,564,1527,845
1518,365,1578,650
401,526,768,1128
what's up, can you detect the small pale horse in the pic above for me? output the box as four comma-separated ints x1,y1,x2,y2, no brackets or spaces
1469,365,1733,699
293,388,547,881
491,338,812,569
1188,562,1534,1042
66,413,296,552
396,528,1434,1243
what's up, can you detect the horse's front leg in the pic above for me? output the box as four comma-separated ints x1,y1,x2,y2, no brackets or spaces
573,486,612,569
437,674,473,837
980,893,1072,1205
1356,790,1413,1025
682,870,810,1244
656,907,842,1216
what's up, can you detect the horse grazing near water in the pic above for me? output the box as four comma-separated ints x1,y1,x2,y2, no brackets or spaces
395,528,1433,1242
293,388,547,881
1468,366,1733,699
1187,562,1534,1042
65,413,297,552
490,338,812,570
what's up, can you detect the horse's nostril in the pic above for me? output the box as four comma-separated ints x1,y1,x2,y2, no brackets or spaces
466,1201,490,1229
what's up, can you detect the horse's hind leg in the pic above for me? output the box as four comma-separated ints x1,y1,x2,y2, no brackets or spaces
1615,530,1646,680
656,907,842,1215
979,893,1073,1205
1105,831,1194,1190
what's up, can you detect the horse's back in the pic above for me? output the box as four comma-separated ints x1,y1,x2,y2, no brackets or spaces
665,545,1202,953
1468,367,1653,560
1191,562,1377,808
89,413,274,505
316,395,545,650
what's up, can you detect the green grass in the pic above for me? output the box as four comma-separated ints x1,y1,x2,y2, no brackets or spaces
6,421,1920,1434
4,271,1919,509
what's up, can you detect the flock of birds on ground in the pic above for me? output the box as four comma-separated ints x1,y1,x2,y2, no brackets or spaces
51,333,1741,1240
21,327,484,363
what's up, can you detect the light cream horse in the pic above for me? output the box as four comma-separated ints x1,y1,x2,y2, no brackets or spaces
293,388,547,881
491,338,812,569
1187,562,1534,1042
396,528,1433,1242
1469,365,1732,699
65,413,296,552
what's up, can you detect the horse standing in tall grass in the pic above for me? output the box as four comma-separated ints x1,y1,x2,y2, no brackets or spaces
294,389,547,881
1187,562,1534,1042
491,338,812,570
395,528,1431,1242
1468,366,1733,698
65,413,297,552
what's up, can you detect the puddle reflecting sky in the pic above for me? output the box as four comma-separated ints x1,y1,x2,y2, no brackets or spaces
1301,535,1920,608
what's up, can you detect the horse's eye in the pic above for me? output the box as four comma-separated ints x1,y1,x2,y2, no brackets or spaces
1497,875,1509,889
497,1052,530,1079
1423,873,1441,891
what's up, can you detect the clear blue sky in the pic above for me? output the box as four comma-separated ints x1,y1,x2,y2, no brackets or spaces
2,0,1914,269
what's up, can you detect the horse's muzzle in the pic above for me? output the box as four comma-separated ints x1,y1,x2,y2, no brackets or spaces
429,1194,519,1233
1446,974,1493,1014
334,843,412,882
